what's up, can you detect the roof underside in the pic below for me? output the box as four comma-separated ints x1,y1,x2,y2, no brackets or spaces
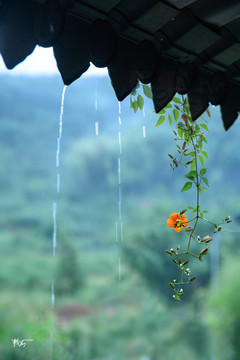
1,0,240,129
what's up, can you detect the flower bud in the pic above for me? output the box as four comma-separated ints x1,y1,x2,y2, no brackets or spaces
202,235,212,243
181,114,189,125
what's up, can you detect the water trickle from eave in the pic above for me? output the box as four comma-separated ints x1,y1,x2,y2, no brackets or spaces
116,101,124,281
95,79,99,136
142,106,146,138
50,84,67,359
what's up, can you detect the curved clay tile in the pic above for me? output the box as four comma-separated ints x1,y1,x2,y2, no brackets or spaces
151,56,178,113
0,0,37,69
135,40,159,84
108,38,138,101
221,81,240,130
88,19,118,68
188,70,211,121
175,61,196,94
54,14,90,86
209,71,226,106
33,0,65,47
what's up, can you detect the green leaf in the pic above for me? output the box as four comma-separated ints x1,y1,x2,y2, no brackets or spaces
155,115,165,127
159,109,166,115
195,124,201,133
131,90,137,96
198,155,205,167
137,94,144,110
190,159,196,171
142,84,152,99
181,181,192,192
173,96,181,104
132,100,138,113
185,170,197,180
165,103,173,109
173,108,179,122
199,123,209,131
200,168,206,176
177,128,183,139
202,150,208,159
202,177,209,186
168,114,173,126
187,151,195,157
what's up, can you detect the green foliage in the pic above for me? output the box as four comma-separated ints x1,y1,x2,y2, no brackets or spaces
130,84,232,300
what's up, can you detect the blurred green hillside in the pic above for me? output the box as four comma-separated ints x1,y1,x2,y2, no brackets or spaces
1,74,240,359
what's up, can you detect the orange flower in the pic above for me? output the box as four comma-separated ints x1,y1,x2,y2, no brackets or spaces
167,212,188,232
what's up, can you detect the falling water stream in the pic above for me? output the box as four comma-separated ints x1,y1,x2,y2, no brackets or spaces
116,101,124,280
142,106,146,138
95,79,99,136
50,85,67,358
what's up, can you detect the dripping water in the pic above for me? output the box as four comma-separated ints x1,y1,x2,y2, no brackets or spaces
118,101,122,125
51,279,55,308
56,173,60,194
118,131,122,154
142,106,146,138
95,79,99,136
50,85,67,358
116,101,124,281
56,85,66,169
142,125,146,138
52,202,57,257
95,121,99,136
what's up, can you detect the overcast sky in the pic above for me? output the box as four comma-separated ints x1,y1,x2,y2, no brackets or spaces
0,45,108,77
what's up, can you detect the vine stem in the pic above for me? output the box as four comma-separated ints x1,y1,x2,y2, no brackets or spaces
175,119,200,299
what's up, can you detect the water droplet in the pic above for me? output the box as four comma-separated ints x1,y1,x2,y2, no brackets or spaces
51,279,55,308
56,85,67,168
120,221,123,242
52,202,57,256
118,131,122,154
57,173,60,193
118,157,121,185
95,121,99,136
142,125,146,138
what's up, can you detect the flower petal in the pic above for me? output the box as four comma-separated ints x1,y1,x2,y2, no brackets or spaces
174,227,182,232
167,218,174,227
170,213,179,221
181,217,188,227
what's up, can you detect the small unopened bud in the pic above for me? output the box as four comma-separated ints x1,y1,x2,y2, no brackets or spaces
181,114,189,125
202,235,212,243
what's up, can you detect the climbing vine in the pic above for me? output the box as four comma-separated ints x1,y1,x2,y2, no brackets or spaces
130,84,231,300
